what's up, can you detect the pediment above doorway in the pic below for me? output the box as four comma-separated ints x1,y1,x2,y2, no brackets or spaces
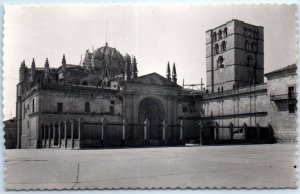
127,73,180,87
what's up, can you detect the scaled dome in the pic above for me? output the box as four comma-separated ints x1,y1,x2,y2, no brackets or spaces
82,43,126,77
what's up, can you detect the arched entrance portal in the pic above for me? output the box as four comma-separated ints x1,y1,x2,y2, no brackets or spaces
138,97,165,140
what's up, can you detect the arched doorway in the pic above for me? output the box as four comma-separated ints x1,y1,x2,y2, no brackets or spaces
138,97,165,140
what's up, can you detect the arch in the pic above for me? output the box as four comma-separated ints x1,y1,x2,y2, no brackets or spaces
223,27,228,37
247,55,253,67
244,27,247,36
253,30,258,38
252,42,257,52
214,44,219,54
248,29,252,37
221,41,226,52
213,32,217,42
138,97,165,140
245,40,249,51
217,56,224,68
218,30,222,40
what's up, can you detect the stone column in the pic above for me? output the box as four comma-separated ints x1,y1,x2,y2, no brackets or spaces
144,119,149,140
229,122,234,140
48,124,51,148
162,120,167,141
52,123,56,144
58,122,61,147
122,119,126,141
268,123,272,142
101,118,106,142
199,121,203,145
179,120,184,141
256,124,260,141
214,123,219,140
78,118,81,140
43,125,46,148
71,120,74,148
64,121,67,148
243,123,247,140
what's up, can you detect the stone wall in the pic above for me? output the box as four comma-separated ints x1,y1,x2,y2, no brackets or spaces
267,71,297,142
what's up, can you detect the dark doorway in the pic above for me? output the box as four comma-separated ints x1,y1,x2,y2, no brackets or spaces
138,97,165,140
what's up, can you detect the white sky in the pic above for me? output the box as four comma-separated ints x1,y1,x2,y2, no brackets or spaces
3,4,297,120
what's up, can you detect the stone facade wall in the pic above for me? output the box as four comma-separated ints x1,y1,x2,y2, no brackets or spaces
266,71,297,142
200,84,268,140
20,84,123,148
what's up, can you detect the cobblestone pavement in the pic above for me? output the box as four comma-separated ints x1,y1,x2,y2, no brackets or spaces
5,144,297,190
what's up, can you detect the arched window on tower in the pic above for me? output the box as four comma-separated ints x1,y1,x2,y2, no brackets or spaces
213,32,217,42
248,29,252,37
223,27,228,38
214,44,219,54
221,41,226,52
245,40,248,51
253,30,258,38
252,42,257,52
247,55,253,67
218,30,222,40
217,56,224,68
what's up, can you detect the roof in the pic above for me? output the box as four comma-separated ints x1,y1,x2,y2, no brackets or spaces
265,64,297,77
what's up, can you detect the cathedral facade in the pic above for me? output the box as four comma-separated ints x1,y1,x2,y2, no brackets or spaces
15,19,297,149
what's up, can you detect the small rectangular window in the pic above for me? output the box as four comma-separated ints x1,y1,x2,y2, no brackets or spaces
288,86,295,99
57,103,63,112
289,103,296,113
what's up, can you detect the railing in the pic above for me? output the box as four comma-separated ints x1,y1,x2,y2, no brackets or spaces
270,93,297,101
203,83,267,99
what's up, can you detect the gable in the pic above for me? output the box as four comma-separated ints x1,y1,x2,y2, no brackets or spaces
127,73,179,87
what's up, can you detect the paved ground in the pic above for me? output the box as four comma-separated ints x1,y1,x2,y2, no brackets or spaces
5,144,297,190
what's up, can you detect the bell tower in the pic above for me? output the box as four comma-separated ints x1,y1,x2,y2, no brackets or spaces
206,19,264,92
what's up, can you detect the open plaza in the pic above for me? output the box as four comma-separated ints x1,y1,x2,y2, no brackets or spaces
5,143,297,190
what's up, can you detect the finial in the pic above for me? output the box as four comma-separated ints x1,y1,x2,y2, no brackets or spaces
31,58,35,68
172,62,177,83
166,61,171,80
62,54,66,64
45,58,50,68
172,62,177,76
20,60,26,68
131,56,138,79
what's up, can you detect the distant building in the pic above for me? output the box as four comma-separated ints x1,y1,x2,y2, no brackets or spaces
13,19,297,149
4,118,17,149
